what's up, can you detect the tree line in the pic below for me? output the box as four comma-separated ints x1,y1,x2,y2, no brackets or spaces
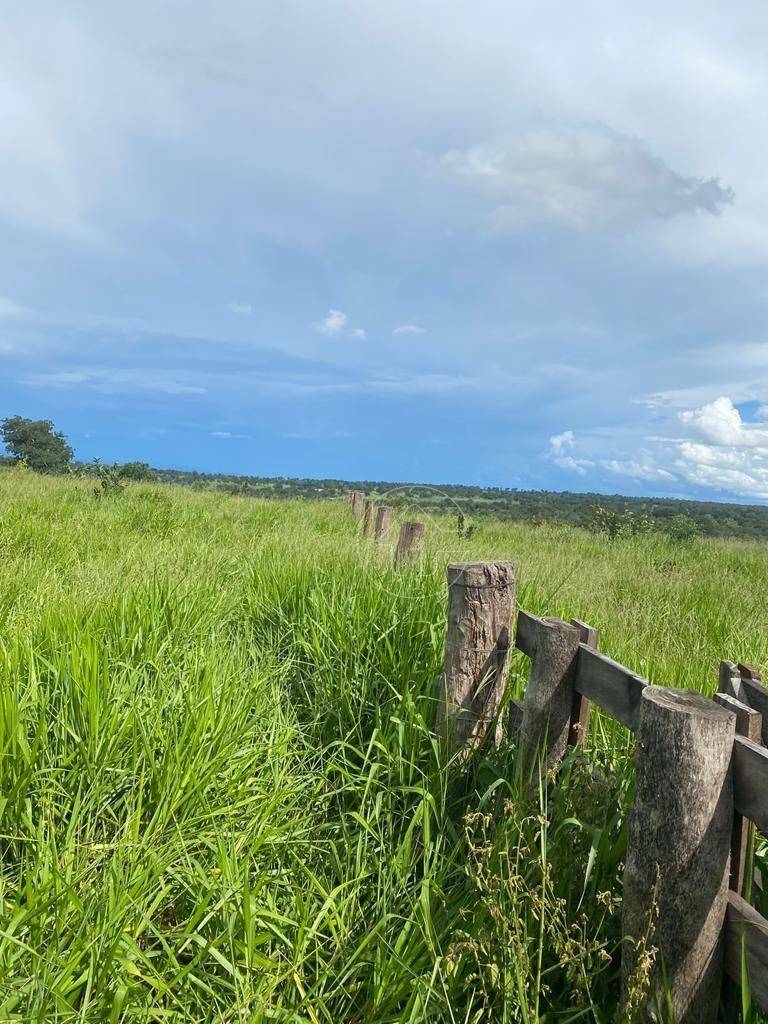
4,415,768,540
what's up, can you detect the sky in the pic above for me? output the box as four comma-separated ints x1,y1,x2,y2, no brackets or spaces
3,1,768,500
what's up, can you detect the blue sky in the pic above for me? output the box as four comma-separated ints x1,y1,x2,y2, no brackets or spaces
3,1,768,500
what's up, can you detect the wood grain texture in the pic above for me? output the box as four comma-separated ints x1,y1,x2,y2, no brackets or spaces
393,521,424,565
739,677,768,744
362,500,374,538
374,506,393,543
438,562,515,750
351,491,363,520
516,609,647,731
515,609,539,658
725,892,768,1011
733,734,768,834
568,618,597,747
573,646,648,732
520,617,581,769
621,686,735,1024
719,660,743,701
715,694,762,896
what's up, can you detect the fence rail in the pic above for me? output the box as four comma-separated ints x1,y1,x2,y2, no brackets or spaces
346,499,768,1020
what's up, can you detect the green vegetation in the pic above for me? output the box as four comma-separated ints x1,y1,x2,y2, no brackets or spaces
1,414,766,540
154,468,768,542
1,466,767,1021
1,415,73,474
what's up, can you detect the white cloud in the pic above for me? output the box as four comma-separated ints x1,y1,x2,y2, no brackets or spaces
228,302,253,315
393,324,427,335
443,124,734,232
600,453,675,482
211,430,250,438
316,309,347,336
644,396,768,499
21,368,206,395
549,430,575,456
678,395,768,447
548,430,594,474
349,327,366,340
0,296,25,317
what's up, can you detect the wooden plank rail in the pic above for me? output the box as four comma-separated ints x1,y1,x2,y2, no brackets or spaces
733,735,768,834
515,610,648,731
574,646,647,732
516,610,768,836
498,599,768,1015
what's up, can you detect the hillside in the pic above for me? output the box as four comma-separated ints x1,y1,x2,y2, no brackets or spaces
152,466,768,540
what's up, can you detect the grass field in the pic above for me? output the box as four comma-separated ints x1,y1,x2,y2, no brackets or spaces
1,466,767,1022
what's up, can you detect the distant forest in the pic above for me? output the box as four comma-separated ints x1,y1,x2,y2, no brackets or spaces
153,467,768,541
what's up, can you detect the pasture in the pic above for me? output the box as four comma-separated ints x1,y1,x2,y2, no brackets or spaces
1,466,767,1022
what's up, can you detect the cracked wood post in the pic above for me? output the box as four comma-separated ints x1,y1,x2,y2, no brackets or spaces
621,687,735,1024
437,561,515,750
567,618,597,747
394,521,424,565
351,491,363,520
519,617,581,771
362,499,374,538
374,506,393,543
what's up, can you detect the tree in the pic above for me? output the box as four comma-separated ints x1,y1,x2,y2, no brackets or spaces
119,461,156,481
1,416,73,473
663,513,700,543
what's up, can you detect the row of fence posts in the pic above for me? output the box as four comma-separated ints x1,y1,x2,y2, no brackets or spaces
422,556,757,1024
348,491,425,564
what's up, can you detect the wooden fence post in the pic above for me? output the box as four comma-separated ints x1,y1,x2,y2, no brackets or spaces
351,492,363,520
362,500,374,538
374,506,393,543
621,686,735,1024
567,618,597,747
438,562,515,750
519,617,581,770
394,521,424,564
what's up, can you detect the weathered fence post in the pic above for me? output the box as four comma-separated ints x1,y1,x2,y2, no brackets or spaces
621,687,735,1024
438,562,515,750
567,618,597,747
374,506,393,543
351,491,363,520
394,521,424,564
362,499,374,538
519,617,581,770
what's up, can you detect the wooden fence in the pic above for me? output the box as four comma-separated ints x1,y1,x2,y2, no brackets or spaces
346,496,768,1019
436,559,768,1024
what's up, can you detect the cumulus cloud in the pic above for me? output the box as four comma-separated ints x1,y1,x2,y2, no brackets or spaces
393,324,427,335
670,396,768,498
601,453,675,482
548,430,594,475
349,327,366,340
315,309,347,335
228,302,253,315
678,395,768,447
443,124,734,231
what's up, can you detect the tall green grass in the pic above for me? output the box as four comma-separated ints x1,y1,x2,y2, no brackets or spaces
0,466,766,1021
